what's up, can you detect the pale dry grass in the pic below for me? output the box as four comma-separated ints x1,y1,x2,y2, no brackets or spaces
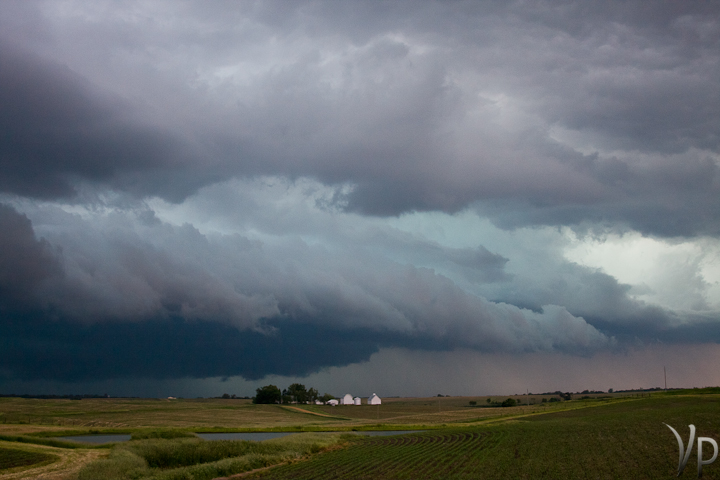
0,398,323,430
0,395,584,435
0,440,105,480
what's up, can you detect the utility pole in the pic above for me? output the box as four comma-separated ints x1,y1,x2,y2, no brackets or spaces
664,366,667,391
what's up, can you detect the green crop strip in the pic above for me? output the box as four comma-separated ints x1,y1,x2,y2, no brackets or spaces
0,446,58,471
252,396,720,479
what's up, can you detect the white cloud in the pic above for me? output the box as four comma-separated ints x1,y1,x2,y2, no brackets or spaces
564,232,720,311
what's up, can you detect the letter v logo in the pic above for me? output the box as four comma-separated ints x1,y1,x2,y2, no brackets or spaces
665,424,696,477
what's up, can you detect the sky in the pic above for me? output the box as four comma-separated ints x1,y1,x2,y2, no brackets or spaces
1,0,720,398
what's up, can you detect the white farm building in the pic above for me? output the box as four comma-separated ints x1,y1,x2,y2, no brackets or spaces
353,396,362,405
368,393,381,405
340,393,354,405
327,399,339,406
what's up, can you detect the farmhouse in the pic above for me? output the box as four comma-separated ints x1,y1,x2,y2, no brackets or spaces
340,393,354,405
353,396,362,405
368,393,381,405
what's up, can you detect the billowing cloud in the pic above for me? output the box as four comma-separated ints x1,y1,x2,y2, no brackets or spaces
1,2,718,234
2,176,719,384
0,190,617,382
0,1,719,393
0,204,60,310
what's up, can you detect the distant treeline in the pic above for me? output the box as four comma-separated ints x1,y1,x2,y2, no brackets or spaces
0,393,112,400
253,383,334,404
611,387,671,393
531,387,676,396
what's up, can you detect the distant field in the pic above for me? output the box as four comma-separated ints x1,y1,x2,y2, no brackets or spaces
0,395,580,433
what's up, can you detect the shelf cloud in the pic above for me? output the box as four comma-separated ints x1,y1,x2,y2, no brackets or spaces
0,1,719,394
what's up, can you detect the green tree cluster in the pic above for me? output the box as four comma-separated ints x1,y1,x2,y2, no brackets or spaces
253,385,281,404
253,383,334,404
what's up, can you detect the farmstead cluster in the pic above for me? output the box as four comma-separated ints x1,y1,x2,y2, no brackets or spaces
252,383,381,405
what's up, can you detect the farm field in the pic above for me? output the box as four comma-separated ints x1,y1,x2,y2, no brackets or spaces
252,395,720,480
0,395,580,432
0,392,717,479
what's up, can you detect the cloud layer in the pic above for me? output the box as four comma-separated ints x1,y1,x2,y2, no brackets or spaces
1,2,718,232
0,1,719,392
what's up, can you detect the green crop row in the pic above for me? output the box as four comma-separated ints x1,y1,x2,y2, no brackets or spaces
252,395,720,479
0,446,57,471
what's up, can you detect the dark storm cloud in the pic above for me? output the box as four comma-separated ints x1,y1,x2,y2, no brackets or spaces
0,201,621,381
476,149,720,237
0,1,719,387
1,194,716,383
0,314,380,382
0,204,60,309
1,183,719,382
489,259,683,342
0,40,203,200
0,1,717,236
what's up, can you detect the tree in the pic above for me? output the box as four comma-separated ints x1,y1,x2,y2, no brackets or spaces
319,393,335,403
307,387,319,404
501,398,517,407
285,383,308,403
253,385,281,404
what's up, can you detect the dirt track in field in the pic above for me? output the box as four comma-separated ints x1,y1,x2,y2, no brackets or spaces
279,406,336,418
0,442,106,480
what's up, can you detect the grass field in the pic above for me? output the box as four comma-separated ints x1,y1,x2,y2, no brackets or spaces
0,395,577,432
75,433,347,480
0,392,717,479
